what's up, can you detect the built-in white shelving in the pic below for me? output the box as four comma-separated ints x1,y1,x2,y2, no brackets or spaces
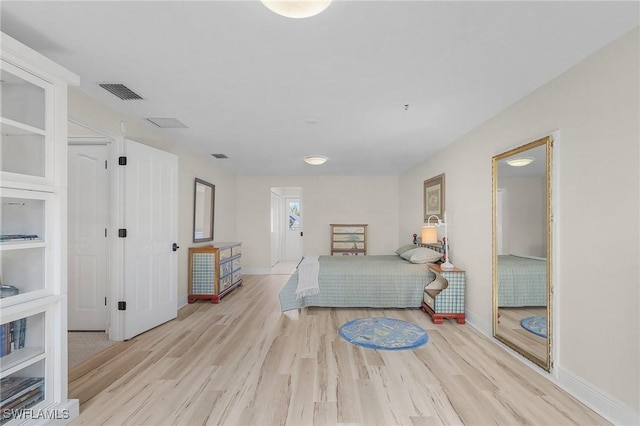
0,31,79,424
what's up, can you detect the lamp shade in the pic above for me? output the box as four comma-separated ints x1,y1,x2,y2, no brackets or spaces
421,226,438,244
261,0,332,19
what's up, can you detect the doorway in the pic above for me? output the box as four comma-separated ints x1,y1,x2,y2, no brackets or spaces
67,122,179,343
67,122,114,367
270,187,303,267
68,142,110,331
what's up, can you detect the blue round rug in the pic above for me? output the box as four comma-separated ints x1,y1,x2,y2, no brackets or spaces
338,317,429,350
521,316,547,338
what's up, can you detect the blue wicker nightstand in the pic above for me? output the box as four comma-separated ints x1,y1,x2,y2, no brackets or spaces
421,264,466,324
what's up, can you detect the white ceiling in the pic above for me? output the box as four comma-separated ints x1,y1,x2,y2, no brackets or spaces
2,1,638,176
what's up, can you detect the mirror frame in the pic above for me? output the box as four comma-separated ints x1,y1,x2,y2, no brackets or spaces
492,135,553,371
193,178,215,243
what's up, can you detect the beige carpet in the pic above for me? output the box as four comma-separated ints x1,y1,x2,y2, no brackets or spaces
68,331,116,368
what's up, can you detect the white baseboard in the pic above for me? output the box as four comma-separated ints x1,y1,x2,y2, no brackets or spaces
557,366,639,426
178,294,188,310
241,267,271,275
467,311,639,426
40,398,79,424
465,309,491,336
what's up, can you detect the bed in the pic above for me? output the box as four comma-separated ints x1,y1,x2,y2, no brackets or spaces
279,255,436,312
497,255,547,307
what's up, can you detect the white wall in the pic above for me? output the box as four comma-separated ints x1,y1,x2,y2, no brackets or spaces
399,28,639,422
68,89,237,303
500,176,546,257
238,175,399,273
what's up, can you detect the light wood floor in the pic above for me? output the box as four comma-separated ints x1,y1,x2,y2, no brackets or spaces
69,275,608,425
496,307,547,363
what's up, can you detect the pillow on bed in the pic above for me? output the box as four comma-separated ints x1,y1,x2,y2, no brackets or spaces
395,243,418,255
400,247,443,264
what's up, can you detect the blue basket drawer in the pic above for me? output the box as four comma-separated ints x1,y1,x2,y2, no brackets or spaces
220,275,232,291
220,260,232,277
423,289,438,311
219,248,232,260
232,270,242,284
231,245,241,257
232,258,240,271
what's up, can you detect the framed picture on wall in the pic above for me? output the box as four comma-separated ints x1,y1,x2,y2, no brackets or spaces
424,173,445,221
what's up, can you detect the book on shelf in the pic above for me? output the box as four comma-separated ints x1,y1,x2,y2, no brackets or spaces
2,387,43,411
0,323,8,357
0,235,40,242
0,380,45,425
0,377,44,409
13,318,26,349
0,323,11,357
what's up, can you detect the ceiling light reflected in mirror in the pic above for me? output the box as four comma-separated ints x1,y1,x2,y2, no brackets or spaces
304,155,328,165
506,157,534,167
261,0,332,18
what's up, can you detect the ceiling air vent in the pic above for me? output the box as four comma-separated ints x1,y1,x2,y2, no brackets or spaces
145,117,187,128
99,83,143,100
211,154,229,159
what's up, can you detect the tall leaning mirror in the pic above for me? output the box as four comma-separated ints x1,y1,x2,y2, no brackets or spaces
492,135,552,371
193,178,215,243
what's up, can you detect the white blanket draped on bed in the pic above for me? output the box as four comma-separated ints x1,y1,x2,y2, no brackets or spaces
295,256,320,299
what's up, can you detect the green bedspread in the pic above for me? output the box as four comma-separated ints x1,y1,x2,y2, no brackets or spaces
497,255,547,307
279,255,434,312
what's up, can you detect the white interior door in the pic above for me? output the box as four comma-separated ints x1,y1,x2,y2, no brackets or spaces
284,196,303,260
123,139,178,340
270,191,281,267
68,144,109,330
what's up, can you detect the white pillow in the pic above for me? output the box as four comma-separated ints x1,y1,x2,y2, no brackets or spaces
400,247,443,264
395,243,418,255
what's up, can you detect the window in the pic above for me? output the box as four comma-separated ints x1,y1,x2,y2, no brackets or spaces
288,200,300,230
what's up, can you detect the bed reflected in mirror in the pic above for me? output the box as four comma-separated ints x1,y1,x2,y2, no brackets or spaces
492,136,552,371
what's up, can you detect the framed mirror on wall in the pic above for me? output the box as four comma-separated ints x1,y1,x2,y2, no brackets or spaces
492,135,553,371
193,178,215,243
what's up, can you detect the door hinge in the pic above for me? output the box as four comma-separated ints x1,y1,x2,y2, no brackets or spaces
105,228,108,238
105,160,108,169
105,297,107,306
118,156,127,165
118,229,127,238
118,301,126,311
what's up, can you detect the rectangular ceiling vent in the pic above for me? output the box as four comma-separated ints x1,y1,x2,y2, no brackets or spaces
145,117,188,128
99,83,143,100
211,154,229,159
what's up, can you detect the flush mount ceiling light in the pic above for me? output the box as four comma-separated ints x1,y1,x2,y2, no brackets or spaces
506,157,534,167
261,0,332,18
304,155,328,165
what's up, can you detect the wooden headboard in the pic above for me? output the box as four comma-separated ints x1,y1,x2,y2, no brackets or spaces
420,242,444,254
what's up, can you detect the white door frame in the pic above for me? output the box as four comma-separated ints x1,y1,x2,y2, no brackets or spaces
68,121,126,341
271,187,304,265
110,136,126,341
68,119,115,337
270,190,282,267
